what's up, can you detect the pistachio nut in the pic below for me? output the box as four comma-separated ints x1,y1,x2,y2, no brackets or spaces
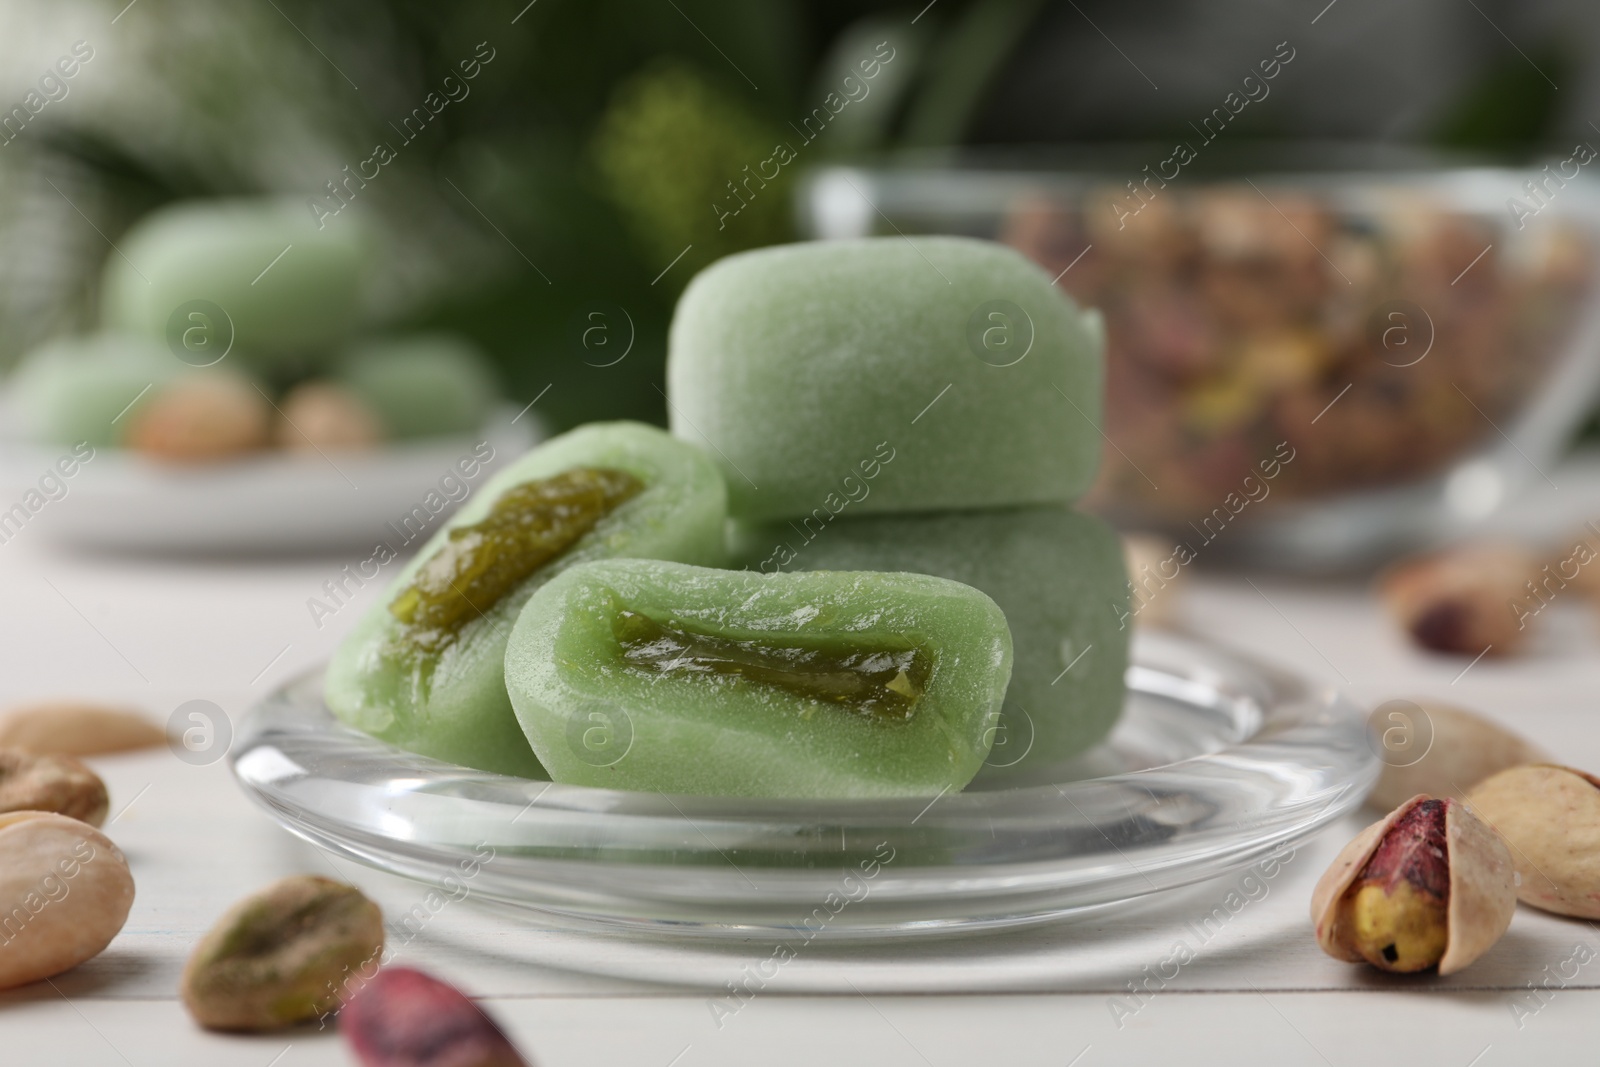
1369,700,1547,812
1379,543,1534,656
0,702,167,756
1468,764,1600,918
0,811,136,991
1122,533,1185,628
0,749,109,826
124,373,270,463
274,381,383,452
181,874,384,1031
1312,795,1515,974
341,966,529,1067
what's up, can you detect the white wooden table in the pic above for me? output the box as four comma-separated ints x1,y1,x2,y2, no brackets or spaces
4,468,1600,1067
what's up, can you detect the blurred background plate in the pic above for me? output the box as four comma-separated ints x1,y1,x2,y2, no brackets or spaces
0,403,536,554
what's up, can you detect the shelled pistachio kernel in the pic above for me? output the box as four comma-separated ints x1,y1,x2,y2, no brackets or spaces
181,875,383,1031
1342,800,1451,970
1312,795,1514,975
1468,764,1600,918
0,749,109,825
341,967,529,1067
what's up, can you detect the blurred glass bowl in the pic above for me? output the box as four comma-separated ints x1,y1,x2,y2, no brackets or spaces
802,146,1600,568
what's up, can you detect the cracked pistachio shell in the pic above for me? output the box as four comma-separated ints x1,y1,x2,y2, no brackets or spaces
0,811,136,991
1370,701,1547,812
1311,794,1515,975
1468,764,1600,918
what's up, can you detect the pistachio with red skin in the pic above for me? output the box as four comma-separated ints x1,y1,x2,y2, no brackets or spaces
340,966,529,1067
1378,543,1535,656
1312,795,1515,974
0,749,109,825
181,875,384,1031
1468,764,1600,919
1368,700,1547,812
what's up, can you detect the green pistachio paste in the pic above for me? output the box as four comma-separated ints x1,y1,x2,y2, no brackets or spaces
611,607,933,720
389,467,643,652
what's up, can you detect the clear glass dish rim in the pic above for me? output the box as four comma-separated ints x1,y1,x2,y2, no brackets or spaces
231,629,1376,938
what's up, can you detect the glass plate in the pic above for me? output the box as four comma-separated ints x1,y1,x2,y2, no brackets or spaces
230,629,1375,940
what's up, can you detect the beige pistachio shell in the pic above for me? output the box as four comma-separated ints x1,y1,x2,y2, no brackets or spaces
124,374,271,463
1369,701,1547,811
1468,764,1600,918
0,703,167,756
1439,797,1517,973
0,749,109,826
274,381,383,451
1122,534,1184,627
1311,794,1515,975
0,811,136,990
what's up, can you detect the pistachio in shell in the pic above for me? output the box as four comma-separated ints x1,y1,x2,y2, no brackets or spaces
1368,700,1547,812
0,749,109,825
1468,764,1600,919
0,810,136,991
1311,795,1515,975
181,874,384,1031
275,381,383,452
1378,543,1534,656
1122,533,1185,628
124,373,271,463
0,702,167,756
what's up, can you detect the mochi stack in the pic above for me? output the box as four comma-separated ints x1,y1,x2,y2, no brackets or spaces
667,236,1130,783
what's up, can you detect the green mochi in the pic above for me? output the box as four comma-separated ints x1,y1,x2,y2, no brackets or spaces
324,421,727,778
101,199,365,374
732,507,1130,784
337,334,500,439
666,236,1104,521
10,333,178,446
506,559,1013,798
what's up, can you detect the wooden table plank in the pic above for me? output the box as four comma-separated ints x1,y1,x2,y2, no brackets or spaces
3,461,1599,1063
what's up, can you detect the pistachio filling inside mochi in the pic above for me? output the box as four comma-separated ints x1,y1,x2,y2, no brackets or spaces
389,468,643,654
324,421,727,779
611,606,932,721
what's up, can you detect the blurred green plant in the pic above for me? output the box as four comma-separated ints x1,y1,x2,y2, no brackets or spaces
593,61,794,277
1431,46,1570,155
0,0,995,429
